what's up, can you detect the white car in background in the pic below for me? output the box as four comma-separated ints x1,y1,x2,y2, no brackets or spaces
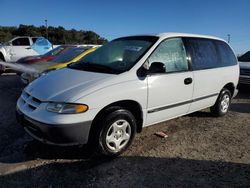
238,51,250,85
0,36,52,73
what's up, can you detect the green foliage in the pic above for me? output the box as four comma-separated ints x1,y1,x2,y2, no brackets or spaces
0,24,108,45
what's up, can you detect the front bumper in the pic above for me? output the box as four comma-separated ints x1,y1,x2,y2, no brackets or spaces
16,108,92,146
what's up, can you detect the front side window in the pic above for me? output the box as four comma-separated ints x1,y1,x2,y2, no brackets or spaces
12,38,30,46
148,38,189,73
69,36,158,74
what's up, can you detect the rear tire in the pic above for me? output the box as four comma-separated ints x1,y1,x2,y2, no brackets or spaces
91,108,137,157
210,88,231,117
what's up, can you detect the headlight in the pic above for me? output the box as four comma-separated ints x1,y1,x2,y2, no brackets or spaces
46,102,88,114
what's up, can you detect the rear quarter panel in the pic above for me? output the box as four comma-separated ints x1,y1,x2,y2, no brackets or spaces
189,65,239,112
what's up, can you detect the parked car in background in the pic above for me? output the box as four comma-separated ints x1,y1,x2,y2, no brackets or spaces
238,51,250,85
0,36,52,74
20,46,97,84
16,33,239,157
16,45,77,65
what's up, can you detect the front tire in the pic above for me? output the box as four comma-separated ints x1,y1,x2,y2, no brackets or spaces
93,108,137,157
210,88,231,117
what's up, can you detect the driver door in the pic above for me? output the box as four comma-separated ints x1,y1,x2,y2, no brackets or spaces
146,38,194,125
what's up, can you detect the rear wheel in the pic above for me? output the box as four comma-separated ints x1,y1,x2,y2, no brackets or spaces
210,88,231,117
91,108,137,157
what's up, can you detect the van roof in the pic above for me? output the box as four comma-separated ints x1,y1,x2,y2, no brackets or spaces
123,32,225,42
158,33,224,41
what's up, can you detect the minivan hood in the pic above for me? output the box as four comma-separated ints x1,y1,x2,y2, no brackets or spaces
25,68,114,102
239,61,250,69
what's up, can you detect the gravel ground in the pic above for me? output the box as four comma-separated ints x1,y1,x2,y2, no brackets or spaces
0,74,249,187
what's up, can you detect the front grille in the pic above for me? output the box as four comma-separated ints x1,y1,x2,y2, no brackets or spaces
20,91,42,111
28,104,36,110
240,68,250,76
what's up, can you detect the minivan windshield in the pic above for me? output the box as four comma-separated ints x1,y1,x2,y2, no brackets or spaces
69,36,159,74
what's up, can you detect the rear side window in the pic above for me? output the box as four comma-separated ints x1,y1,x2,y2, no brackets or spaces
215,41,237,66
32,37,38,43
185,38,218,70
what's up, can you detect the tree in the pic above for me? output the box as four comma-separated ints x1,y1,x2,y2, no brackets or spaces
0,24,108,45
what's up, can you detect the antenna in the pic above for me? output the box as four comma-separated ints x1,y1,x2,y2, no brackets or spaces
227,34,231,43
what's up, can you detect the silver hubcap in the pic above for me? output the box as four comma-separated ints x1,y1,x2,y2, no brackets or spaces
220,94,230,113
105,120,131,152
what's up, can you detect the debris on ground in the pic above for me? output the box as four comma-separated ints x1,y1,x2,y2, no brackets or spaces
154,131,168,138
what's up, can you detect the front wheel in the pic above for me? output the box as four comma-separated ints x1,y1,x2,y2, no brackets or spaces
94,108,137,157
210,88,231,117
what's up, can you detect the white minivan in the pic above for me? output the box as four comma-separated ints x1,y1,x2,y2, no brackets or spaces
16,33,239,156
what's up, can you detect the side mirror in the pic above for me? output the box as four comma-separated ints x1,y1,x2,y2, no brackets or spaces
148,62,166,74
137,62,166,77
137,66,148,77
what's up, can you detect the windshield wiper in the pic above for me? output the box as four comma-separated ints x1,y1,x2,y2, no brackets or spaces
83,63,119,73
69,62,120,74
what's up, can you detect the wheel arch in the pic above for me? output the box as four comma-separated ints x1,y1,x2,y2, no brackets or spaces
91,100,144,135
222,82,235,97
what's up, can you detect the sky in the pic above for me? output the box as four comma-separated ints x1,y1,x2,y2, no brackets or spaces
1,0,250,54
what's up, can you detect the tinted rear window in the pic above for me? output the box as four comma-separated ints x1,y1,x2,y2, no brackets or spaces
185,38,218,70
185,38,237,70
215,40,237,66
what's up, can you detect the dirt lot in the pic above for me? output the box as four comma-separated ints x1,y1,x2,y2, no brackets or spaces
0,74,249,187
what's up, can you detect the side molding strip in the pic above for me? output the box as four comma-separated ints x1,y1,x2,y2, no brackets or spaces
148,93,218,114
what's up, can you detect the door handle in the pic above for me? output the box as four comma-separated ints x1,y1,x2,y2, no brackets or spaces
25,47,31,50
184,77,193,85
